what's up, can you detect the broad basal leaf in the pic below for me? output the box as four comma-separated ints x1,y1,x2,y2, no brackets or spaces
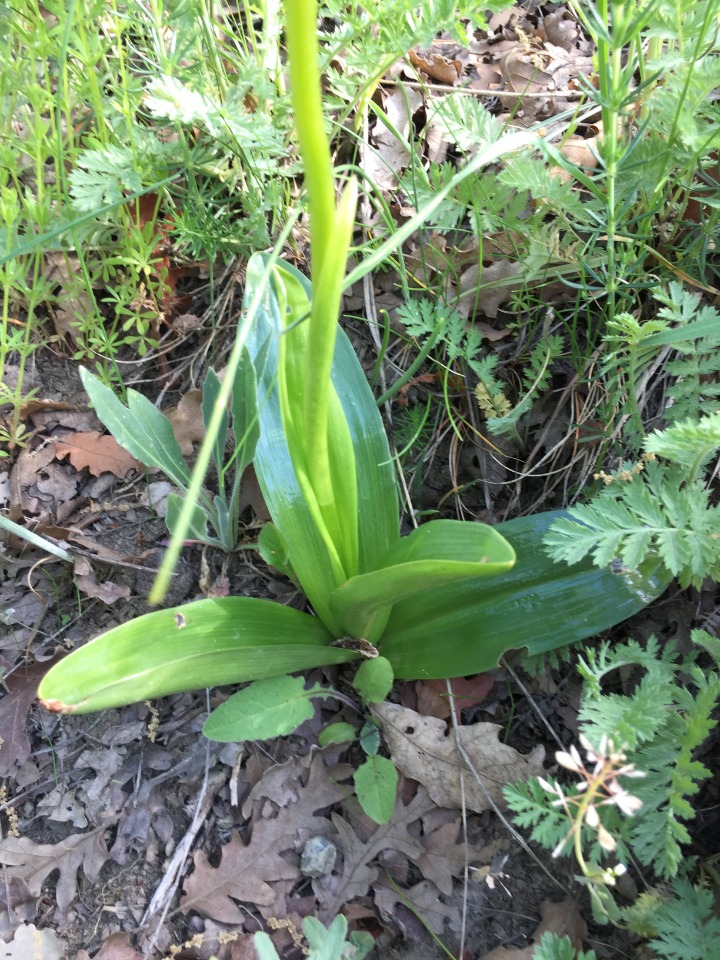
37,598,357,713
244,255,398,632
378,511,669,679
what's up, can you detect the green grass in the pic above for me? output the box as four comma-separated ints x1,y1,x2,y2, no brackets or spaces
1,0,719,484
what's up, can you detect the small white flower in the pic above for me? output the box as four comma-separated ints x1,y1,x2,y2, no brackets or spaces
585,805,600,828
597,824,617,852
556,745,583,772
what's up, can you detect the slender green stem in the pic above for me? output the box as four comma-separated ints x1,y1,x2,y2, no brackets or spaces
283,0,335,277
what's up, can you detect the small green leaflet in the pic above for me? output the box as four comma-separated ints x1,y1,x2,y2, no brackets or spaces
203,675,337,742
354,755,398,824
318,722,357,747
353,656,393,705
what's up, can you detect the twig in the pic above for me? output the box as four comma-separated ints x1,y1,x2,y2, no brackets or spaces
141,737,222,956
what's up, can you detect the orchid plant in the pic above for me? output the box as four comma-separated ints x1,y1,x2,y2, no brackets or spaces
37,1,667,737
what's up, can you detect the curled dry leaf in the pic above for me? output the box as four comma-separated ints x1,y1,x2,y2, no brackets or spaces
165,389,204,456
408,49,463,86
372,703,545,813
73,556,132,604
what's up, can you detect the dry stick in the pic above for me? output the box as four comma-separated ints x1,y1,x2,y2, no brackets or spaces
446,679,469,960
141,738,222,957
381,78,586,99
445,688,570,895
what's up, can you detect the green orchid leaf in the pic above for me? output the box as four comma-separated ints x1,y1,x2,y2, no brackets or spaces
330,520,515,641
379,511,670,679
80,367,191,491
355,755,398,824
353,657,394,705
37,598,357,714
203,675,337,742
244,255,398,631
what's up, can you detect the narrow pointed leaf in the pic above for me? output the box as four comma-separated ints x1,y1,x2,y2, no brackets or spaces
201,368,229,479
378,511,669,679
80,367,190,489
230,346,261,473
37,598,357,714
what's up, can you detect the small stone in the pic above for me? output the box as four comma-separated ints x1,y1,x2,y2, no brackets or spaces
300,835,337,878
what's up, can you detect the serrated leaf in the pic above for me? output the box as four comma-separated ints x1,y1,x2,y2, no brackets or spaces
203,675,337,742
353,657,394,705
354,755,398,824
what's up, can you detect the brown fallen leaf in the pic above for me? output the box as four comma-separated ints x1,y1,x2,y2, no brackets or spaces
459,259,525,319
184,753,346,923
477,898,587,959
0,827,110,914
54,430,140,478
408,48,462,85
376,879,460,936
165,388,204,456
372,703,545,813
416,674,494,723
0,659,60,777
76,932,144,960
73,556,132,604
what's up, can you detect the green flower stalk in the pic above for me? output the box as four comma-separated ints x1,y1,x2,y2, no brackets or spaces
280,0,359,581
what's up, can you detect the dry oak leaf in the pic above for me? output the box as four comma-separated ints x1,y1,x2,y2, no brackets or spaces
180,829,289,922
0,827,110,913
375,879,460,936
372,703,545,813
318,789,434,921
184,753,346,924
53,430,139,478
0,659,61,777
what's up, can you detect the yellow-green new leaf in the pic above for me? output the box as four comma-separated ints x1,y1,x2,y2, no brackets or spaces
329,520,515,642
